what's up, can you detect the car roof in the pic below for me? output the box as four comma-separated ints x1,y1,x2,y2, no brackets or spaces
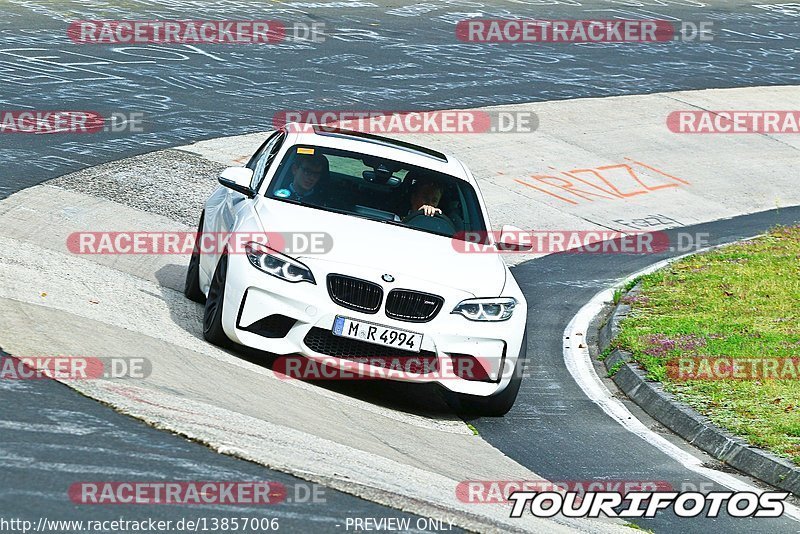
281,123,471,181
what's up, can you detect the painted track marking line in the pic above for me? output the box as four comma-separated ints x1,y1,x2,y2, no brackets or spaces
563,250,800,522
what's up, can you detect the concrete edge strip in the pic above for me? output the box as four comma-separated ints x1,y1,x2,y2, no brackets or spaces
597,267,800,497
69,380,582,534
0,221,470,436
562,239,800,522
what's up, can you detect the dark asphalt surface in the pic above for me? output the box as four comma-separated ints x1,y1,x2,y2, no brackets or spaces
2,1,800,533
1,0,799,197
475,206,800,533
0,352,463,534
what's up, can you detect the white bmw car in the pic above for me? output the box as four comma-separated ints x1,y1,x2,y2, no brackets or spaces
185,124,528,415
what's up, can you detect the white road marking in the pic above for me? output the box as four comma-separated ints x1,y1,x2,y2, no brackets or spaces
563,247,800,522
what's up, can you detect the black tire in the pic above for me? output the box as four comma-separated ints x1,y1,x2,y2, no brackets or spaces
203,252,230,346
456,331,527,417
184,212,206,303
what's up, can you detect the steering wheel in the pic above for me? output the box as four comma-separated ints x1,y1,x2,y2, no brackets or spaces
403,210,457,236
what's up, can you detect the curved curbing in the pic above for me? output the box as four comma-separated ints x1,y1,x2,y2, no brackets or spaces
598,283,800,496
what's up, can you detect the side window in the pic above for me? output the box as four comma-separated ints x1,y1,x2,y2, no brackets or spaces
246,131,285,191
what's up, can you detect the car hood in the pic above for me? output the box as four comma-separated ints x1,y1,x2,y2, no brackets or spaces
254,198,507,297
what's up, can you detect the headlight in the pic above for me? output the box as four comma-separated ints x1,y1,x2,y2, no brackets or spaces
244,242,315,284
452,297,517,321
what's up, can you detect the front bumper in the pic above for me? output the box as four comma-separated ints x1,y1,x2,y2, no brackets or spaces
220,254,527,396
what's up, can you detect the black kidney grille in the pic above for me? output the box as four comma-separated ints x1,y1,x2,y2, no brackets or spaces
385,289,444,322
327,274,383,314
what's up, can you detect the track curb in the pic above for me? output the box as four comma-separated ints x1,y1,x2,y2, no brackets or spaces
597,282,800,497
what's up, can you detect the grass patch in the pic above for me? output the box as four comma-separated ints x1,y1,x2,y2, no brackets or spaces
598,345,614,361
624,523,654,533
614,226,800,464
624,276,642,293
614,277,644,305
613,288,624,305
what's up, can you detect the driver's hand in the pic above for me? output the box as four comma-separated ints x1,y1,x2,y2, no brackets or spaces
418,205,442,217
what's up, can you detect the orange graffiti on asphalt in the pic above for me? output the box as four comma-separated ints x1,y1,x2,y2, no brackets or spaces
515,159,689,205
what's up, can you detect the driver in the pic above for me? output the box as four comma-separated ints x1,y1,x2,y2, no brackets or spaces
403,177,444,221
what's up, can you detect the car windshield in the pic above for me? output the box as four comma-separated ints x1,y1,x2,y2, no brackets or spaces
265,144,487,240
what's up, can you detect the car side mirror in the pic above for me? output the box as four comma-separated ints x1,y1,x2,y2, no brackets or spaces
497,224,533,252
218,167,255,197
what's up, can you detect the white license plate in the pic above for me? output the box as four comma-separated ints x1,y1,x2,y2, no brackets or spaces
332,316,423,353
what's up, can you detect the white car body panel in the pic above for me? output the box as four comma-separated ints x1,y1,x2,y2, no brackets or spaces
197,125,528,399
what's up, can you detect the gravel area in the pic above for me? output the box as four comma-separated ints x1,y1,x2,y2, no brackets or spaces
48,149,224,226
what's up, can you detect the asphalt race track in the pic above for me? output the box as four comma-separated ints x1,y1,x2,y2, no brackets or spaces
0,368,465,533
478,207,800,533
2,1,800,533
2,0,800,196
